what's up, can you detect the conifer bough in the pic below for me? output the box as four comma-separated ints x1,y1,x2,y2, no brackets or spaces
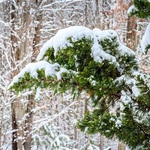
128,0,150,19
128,0,150,54
9,26,150,150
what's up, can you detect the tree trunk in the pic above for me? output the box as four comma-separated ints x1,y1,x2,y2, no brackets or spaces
95,0,100,28
32,13,42,62
126,2,137,50
0,102,4,150
11,100,25,150
126,17,137,50
118,142,126,150
84,0,89,26
99,135,104,150
11,105,18,150
11,2,22,149
10,1,32,149
24,1,42,149
23,95,35,150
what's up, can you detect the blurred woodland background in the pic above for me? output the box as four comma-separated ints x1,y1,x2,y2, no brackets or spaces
0,0,149,150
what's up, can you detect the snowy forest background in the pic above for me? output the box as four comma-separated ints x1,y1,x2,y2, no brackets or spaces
0,0,149,150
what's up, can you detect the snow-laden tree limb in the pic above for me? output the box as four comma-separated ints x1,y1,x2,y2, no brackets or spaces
9,26,150,150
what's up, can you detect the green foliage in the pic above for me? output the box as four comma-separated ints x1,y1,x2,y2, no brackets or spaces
145,44,150,53
129,0,150,19
77,104,150,150
77,73,150,150
9,68,62,94
9,27,150,149
136,75,150,111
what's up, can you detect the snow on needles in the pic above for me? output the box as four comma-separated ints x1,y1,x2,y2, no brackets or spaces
9,26,137,90
92,28,117,63
127,5,137,15
37,26,134,64
141,23,150,53
37,26,92,61
116,75,141,98
9,61,68,88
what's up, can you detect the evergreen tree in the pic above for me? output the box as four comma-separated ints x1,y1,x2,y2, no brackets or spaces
129,0,150,19
128,0,150,54
9,26,150,150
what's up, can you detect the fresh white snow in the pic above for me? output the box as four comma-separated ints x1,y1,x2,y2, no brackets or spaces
141,23,150,53
37,26,93,60
91,34,117,63
116,75,140,98
10,25,138,93
121,90,132,106
37,26,134,67
127,5,137,14
115,119,122,128
9,61,68,88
